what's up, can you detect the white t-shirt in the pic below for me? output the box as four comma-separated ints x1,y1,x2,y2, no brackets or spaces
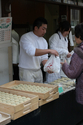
19,31,48,70
49,31,69,56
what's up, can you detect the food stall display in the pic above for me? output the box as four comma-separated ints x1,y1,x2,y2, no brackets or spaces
0,87,38,120
49,77,75,94
0,81,59,124
1,80,59,106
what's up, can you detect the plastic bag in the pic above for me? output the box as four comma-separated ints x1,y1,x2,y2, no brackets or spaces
44,55,60,73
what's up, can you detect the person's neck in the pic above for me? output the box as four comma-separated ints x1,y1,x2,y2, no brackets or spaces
33,31,38,36
77,41,83,47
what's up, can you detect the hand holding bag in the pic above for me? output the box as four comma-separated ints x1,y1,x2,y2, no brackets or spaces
44,55,60,73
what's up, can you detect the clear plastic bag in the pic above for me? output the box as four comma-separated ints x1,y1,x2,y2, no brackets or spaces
44,55,60,73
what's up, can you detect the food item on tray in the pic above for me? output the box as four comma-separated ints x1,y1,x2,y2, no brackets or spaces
0,91,30,106
49,77,75,93
12,84,52,93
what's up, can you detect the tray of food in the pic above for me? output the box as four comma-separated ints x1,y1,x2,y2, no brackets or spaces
0,87,38,120
38,92,59,106
1,80,58,99
50,77,75,93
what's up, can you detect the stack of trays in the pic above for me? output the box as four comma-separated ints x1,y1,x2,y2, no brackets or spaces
1,80,59,106
0,87,38,120
0,111,11,125
49,77,75,93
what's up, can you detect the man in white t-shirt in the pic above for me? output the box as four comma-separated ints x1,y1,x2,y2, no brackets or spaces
19,17,58,83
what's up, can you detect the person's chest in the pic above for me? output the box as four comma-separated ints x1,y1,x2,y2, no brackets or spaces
57,37,68,49
32,37,45,49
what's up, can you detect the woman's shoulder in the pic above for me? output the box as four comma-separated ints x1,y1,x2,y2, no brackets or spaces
50,33,59,37
74,46,83,59
49,33,59,41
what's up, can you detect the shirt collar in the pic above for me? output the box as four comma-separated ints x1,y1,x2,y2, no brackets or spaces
78,41,83,47
32,31,39,39
58,31,67,39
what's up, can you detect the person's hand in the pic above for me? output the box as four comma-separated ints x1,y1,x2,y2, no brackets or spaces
47,70,54,74
49,49,59,56
61,60,66,65
67,53,71,58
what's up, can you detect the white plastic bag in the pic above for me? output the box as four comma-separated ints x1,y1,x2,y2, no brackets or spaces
44,55,60,73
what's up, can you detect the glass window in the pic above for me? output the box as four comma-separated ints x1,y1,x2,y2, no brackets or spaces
68,0,74,4
70,9,80,35
70,9,80,26
78,0,83,6
63,0,68,3
63,0,77,4
74,0,77,5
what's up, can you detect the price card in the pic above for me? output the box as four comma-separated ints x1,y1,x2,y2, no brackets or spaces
0,17,12,43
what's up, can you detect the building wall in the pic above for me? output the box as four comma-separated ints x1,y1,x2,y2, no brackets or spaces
44,4,59,42
11,0,45,24
11,1,60,42
0,0,1,17
11,0,45,38
9,0,83,42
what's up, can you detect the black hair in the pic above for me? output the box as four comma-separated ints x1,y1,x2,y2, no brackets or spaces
33,17,48,30
75,23,83,41
56,20,71,33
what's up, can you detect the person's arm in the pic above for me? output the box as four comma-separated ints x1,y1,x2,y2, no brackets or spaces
61,53,83,79
20,36,36,56
67,53,71,58
42,60,48,66
35,49,58,56
20,35,58,57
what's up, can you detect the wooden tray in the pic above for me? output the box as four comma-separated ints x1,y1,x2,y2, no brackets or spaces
12,102,38,120
38,92,59,106
1,80,58,99
0,87,38,120
0,111,11,125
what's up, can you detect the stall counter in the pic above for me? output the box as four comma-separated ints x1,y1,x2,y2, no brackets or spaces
7,89,83,125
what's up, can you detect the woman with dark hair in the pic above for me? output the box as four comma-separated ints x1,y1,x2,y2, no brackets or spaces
49,20,71,58
61,23,83,105
45,20,71,83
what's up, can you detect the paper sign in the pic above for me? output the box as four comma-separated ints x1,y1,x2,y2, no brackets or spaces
0,17,12,43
